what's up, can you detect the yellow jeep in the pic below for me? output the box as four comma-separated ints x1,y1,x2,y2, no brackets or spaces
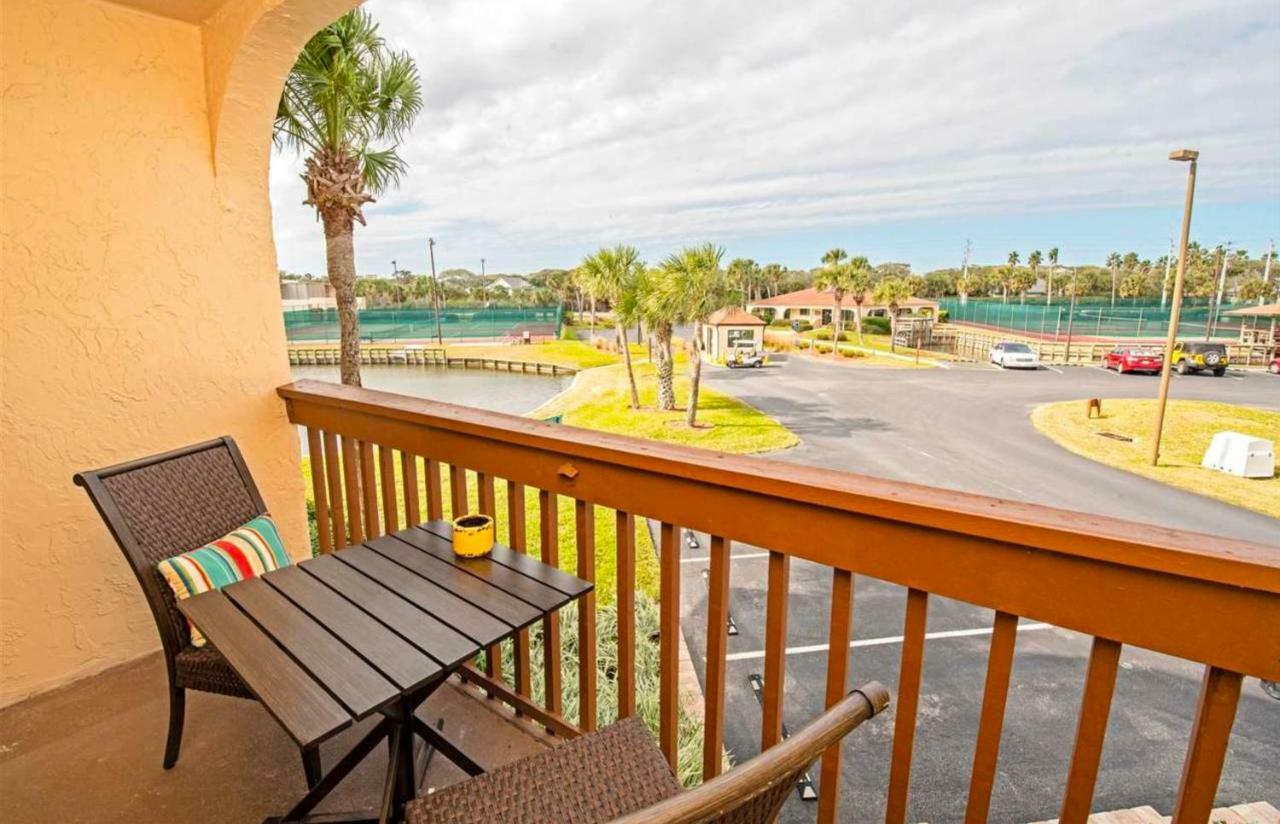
1170,341,1228,376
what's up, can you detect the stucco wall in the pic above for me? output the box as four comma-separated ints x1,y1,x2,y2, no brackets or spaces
0,0,322,705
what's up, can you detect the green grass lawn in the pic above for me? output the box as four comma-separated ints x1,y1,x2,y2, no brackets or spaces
532,361,798,454
445,340,622,369
1032,399,1280,519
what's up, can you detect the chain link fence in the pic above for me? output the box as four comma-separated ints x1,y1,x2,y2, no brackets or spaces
936,297,1255,340
283,305,563,343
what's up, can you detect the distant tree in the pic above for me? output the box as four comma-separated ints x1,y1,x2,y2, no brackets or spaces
273,9,423,385
1237,275,1276,304
727,258,761,305
843,257,874,344
649,244,733,426
760,263,786,297
1003,251,1020,303
1106,252,1122,307
1027,250,1043,300
872,277,915,352
920,269,957,298
954,272,978,304
638,268,679,412
1046,247,1059,305
821,248,848,270
814,261,856,355
1012,267,1038,303
1119,272,1151,300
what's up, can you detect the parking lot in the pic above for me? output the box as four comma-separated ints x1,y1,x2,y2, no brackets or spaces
676,355,1279,822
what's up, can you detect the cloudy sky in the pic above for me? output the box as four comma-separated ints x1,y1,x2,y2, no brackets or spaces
270,0,1280,276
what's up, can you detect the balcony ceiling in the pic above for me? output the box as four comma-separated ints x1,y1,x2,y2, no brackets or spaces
105,0,232,24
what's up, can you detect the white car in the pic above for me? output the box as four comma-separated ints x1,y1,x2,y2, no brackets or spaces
989,342,1040,369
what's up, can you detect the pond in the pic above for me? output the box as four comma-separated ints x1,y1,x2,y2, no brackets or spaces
291,364,573,453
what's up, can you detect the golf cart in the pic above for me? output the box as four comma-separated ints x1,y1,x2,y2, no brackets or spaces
727,349,767,368
1170,341,1229,376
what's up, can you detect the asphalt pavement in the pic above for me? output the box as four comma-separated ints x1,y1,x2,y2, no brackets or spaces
667,355,1279,823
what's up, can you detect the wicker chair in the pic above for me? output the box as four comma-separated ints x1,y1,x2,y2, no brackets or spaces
405,682,889,824
73,437,321,785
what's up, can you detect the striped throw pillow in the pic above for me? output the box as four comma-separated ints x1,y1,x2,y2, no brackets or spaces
156,515,292,647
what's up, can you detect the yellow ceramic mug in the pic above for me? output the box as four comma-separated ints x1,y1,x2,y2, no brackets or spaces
452,513,495,558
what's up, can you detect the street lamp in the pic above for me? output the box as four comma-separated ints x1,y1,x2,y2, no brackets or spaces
1149,149,1198,466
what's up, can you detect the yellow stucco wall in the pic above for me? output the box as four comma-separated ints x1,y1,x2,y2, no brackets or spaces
0,0,352,706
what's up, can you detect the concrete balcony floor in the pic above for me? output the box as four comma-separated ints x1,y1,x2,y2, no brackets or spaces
0,652,553,824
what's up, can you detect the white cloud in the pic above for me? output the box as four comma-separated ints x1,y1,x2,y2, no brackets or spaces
270,0,1280,274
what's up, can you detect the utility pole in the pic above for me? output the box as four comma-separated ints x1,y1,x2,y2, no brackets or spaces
1206,243,1231,340
960,239,971,306
1150,149,1198,467
1261,239,1274,304
1160,238,1174,309
481,257,486,278
1063,266,1078,363
428,237,443,345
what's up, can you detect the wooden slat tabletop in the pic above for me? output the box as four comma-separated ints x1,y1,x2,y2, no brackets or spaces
178,522,591,749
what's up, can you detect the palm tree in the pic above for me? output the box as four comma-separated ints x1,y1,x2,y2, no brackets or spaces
1106,252,1121,307
872,277,915,352
1027,250,1042,303
580,245,644,409
1047,247,1059,306
274,10,423,386
821,248,848,270
814,261,857,354
649,244,732,426
1003,251,1019,303
844,257,874,344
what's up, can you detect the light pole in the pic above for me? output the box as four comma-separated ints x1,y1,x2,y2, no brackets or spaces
428,237,443,345
1149,149,1198,467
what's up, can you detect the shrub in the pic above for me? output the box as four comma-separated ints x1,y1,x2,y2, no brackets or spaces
792,321,813,332
768,319,792,328
938,309,950,323
861,316,891,334
496,594,709,787
813,328,834,341
839,347,866,358
559,323,577,341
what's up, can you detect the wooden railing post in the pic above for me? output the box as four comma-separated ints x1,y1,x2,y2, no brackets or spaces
615,510,636,718
885,588,929,824
340,436,364,544
321,432,345,549
659,522,680,771
575,500,597,731
306,428,332,555
1171,666,1243,824
508,481,532,705
818,568,854,824
760,551,790,753
964,611,1019,823
703,535,731,780
1059,637,1122,823
539,489,562,717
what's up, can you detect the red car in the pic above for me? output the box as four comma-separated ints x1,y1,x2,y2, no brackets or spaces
1269,355,1279,375
1103,346,1164,374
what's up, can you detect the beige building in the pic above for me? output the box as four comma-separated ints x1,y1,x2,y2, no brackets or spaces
1,0,360,707
747,287,938,326
700,307,767,361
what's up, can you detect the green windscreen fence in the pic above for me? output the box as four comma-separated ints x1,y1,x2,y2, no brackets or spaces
937,297,1254,340
283,305,563,343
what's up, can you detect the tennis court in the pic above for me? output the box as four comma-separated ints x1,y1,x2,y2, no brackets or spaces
938,297,1253,340
283,305,562,342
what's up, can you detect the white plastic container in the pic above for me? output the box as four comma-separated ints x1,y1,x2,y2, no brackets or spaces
1201,432,1275,479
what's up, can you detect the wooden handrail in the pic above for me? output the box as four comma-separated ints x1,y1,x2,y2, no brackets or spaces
280,379,1280,678
281,378,1277,822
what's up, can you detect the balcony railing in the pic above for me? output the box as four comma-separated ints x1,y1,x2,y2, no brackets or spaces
278,378,1279,824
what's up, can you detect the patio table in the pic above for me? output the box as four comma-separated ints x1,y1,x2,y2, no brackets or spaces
177,519,591,824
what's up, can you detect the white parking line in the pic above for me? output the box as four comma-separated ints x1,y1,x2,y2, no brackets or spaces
1042,365,1064,374
680,552,771,564
1093,366,1121,377
724,622,1054,662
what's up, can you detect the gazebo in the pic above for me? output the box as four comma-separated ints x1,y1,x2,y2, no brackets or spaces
702,307,767,361
1224,302,1280,346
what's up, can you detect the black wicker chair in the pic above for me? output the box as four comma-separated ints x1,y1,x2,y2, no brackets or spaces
404,683,889,824
74,437,321,786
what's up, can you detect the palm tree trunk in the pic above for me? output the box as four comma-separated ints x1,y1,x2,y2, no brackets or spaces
832,297,843,357
686,320,703,426
618,324,640,409
323,212,362,387
655,323,675,411
889,306,898,352
854,302,865,344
